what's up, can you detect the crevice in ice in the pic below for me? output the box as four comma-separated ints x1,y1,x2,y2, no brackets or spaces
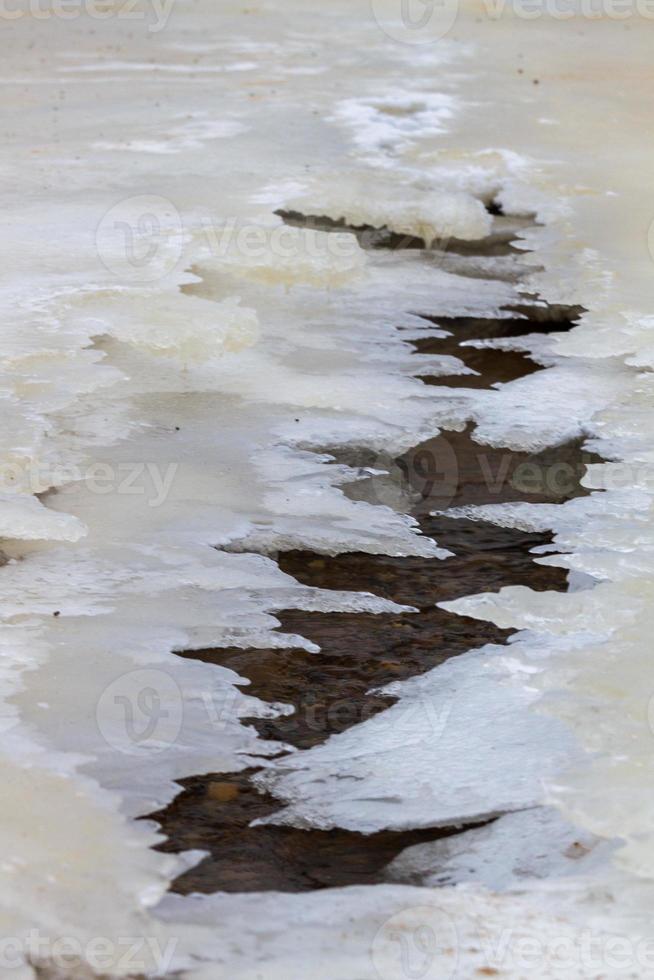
275,207,526,257
343,428,596,518
415,301,585,337
486,198,505,216
153,767,494,894
410,311,563,389
155,427,592,891
154,469,588,889
144,208,596,893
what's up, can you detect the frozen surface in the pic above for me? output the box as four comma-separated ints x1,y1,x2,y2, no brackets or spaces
1,0,654,977
253,641,580,832
383,806,618,890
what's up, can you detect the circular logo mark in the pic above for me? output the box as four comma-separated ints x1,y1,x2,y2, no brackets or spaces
370,0,459,45
372,905,459,980
367,436,459,514
365,451,418,511
95,194,185,283
96,668,183,755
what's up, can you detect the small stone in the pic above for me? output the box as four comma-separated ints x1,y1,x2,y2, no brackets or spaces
207,781,240,803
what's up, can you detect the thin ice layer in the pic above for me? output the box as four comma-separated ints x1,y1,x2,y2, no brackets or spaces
253,640,579,832
383,806,618,890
